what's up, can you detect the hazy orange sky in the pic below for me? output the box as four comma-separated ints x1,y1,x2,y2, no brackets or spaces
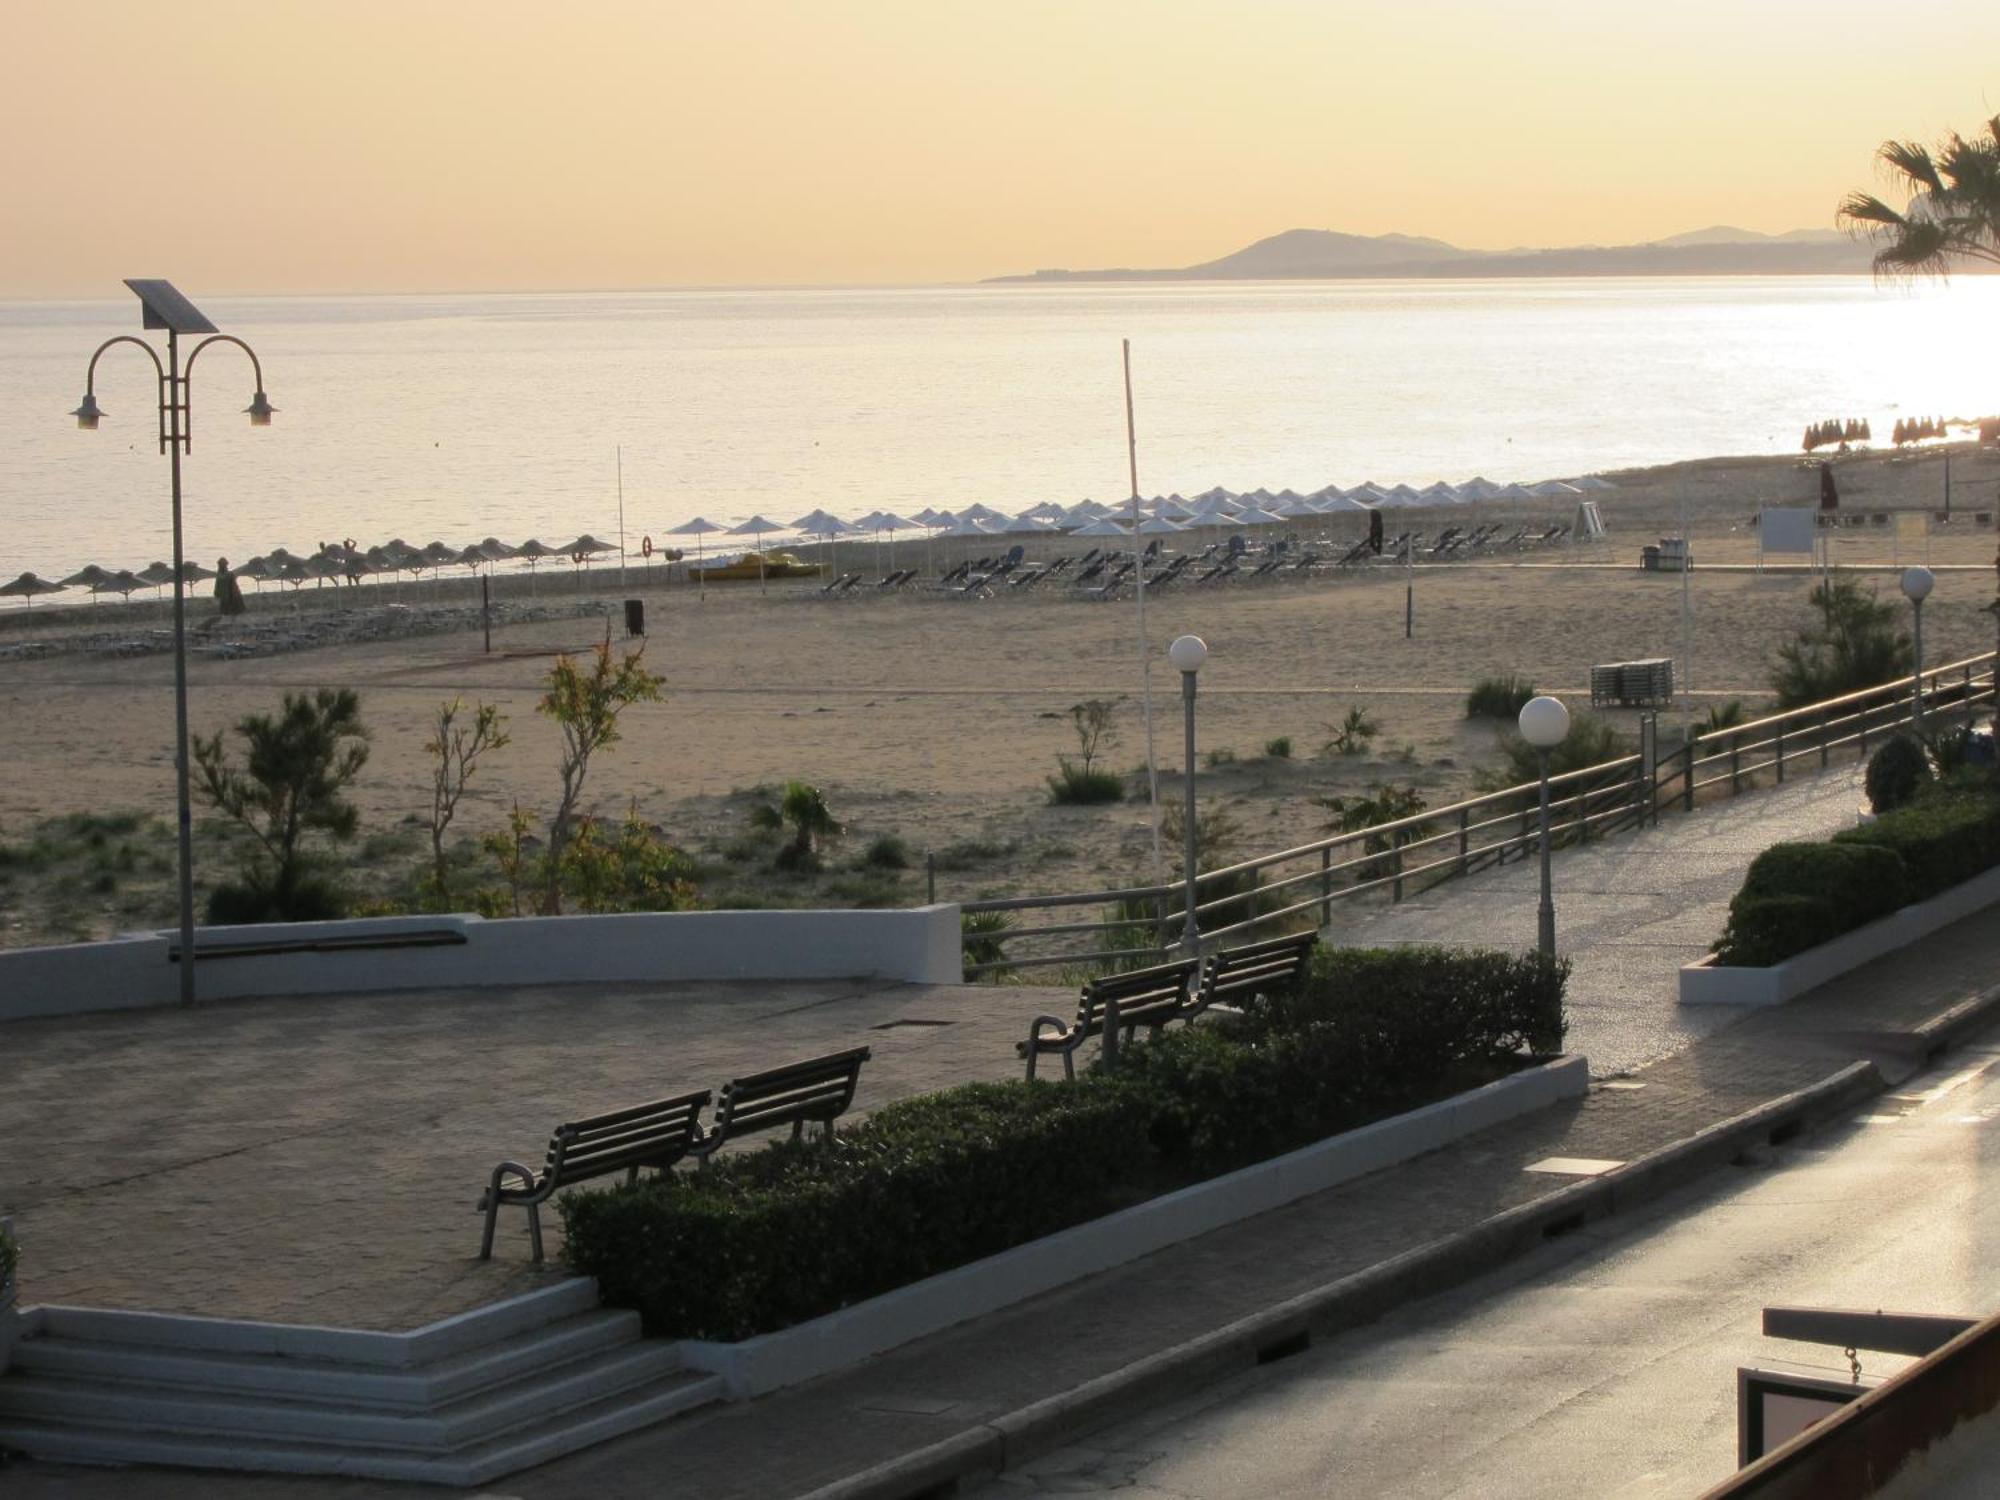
6,2,1996,297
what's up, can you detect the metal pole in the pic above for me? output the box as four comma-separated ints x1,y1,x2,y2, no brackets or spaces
482,575,492,654
1912,598,1925,729
615,445,626,590
167,329,196,1007
1537,747,1555,960
1181,669,1200,951
1126,340,1164,889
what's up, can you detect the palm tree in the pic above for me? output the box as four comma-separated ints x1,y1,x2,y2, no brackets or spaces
756,780,843,871
1838,115,2000,276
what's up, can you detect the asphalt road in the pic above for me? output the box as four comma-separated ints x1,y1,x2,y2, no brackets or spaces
970,1036,2000,1499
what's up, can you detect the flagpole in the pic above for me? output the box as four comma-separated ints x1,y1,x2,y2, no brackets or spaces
1126,340,1165,889
616,446,627,590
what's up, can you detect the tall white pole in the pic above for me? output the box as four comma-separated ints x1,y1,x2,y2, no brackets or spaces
616,446,627,590
1125,339,1164,887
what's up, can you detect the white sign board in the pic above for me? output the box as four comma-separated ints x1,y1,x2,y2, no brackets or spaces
1759,507,1817,557
1737,1366,1872,1465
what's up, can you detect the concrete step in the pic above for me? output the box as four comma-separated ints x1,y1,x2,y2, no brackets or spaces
0,1341,692,1453
0,1367,726,1485
9,1307,644,1409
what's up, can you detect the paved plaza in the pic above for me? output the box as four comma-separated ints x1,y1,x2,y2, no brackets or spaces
0,977,1057,1327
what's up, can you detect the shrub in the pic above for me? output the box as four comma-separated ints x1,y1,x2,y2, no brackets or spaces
207,871,347,925
1835,790,2000,903
1264,736,1293,759
1047,765,1126,805
1317,785,1431,881
1203,747,1238,769
1865,736,1931,813
961,909,1013,968
1771,578,1910,709
1713,839,1908,964
1714,895,1850,967
753,782,843,872
561,1077,1156,1340
562,943,1567,1337
1466,674,1536,720
1322,706,1380,757
1048,699,1123,804
0,1222,16,1286
1487,712,1624,790
863,834,911,870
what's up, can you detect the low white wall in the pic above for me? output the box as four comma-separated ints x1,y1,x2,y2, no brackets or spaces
1680,862,2000,1008
0,906,963,1023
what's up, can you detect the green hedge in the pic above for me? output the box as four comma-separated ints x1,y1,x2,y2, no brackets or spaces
561,945,1567,1341
1715,785,2000,967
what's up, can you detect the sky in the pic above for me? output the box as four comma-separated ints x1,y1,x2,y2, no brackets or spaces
5,1,1997,297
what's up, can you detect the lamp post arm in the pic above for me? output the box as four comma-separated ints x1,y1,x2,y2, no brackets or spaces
183,335,267,453
82,336,170,453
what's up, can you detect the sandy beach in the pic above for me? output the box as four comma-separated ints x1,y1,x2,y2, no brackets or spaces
3,445,1995,950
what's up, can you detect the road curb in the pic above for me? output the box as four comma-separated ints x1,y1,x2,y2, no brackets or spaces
1907,979,2000,1058
789,1056,1913,1500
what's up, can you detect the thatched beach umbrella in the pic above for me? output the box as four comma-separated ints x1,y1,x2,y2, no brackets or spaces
60,563,114,605
94,569,145,600
136,561,180,598
0,572,66,606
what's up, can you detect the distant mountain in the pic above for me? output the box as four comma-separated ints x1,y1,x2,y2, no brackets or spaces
989,225,1897,282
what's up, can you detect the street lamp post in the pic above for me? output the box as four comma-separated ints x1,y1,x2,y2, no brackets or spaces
1168,634,1208,952
1902,566,1934,730
72,281,274,1007
1518,695,1571,961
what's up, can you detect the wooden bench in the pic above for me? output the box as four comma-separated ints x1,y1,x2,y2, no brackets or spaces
477,1088,710,1263
692,1046,872,1162
167,926,466,963
1018,957,1202,1080
1200,931,1318,1014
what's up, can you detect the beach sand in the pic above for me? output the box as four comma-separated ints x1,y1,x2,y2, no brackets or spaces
2,445,1995,948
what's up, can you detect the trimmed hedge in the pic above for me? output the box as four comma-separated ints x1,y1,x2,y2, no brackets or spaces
1714,785,2000,967
560,944,1568,1341
1864,736,1930,814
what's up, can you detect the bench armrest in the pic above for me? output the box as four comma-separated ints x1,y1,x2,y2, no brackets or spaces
476,1159,541,1211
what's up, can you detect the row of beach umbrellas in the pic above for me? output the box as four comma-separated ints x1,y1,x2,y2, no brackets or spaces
1,475,1617,605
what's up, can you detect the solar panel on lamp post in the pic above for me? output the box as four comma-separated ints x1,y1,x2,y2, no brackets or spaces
70,281,275,1007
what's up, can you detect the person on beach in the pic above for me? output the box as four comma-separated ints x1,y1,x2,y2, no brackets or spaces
214,557,247,617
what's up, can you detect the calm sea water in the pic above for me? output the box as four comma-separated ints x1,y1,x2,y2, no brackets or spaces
0,277,1991,582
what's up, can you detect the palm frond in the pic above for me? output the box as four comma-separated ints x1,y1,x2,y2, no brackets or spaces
1836,192,1905,234
1879,139,1944,194
1871,219,1951,279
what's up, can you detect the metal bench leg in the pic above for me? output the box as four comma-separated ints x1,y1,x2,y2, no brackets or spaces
527,1204,545,1266
1061,1048,1076,1082
1024,1047,1039,1082
479,1196,501,1261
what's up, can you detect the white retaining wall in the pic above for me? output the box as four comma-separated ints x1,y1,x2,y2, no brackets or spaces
0,906,964,1023
1680,862,2000,1007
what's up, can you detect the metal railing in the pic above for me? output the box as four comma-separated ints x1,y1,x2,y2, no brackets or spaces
955,651,1995,978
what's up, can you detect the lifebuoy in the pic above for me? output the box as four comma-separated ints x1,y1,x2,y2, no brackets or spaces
641,535,654,558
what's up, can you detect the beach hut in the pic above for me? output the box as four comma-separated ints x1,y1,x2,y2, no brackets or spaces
0,572,65,606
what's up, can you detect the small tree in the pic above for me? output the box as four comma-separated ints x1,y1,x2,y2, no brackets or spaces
1771,578,1911,708
424,697,509,905
537,644,664,913
193,688,370,921
1322,705,1380,756
1048,698,1125,804
754,781,844,871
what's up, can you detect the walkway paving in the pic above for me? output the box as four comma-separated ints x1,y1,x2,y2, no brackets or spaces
0,978,1058,1327
1325,763,1869,1075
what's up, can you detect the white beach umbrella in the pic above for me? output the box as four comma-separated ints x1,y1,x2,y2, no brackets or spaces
727,514,789,592
1493,483,1535,501
665,515,726,595
1421,481,1462,505
1270,497,1320,518
1316,493,1372,513
1388,484,1423,503
1003,513,1057,533
1070,517,1134,539
1231,505,1290,526
1532,480,1584,499
955,503,1007,524
1135,516,1187,534
1568,476,1617,492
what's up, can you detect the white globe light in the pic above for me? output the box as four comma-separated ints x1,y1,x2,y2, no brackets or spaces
1168,634,1208,674
1518,694,1571,748
1901,566,1935,603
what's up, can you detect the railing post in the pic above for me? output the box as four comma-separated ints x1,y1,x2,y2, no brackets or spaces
1968,665,1977,733
1774,722,1785,784
1729,733,1741,794
1577,782,1590,844
1820,707,1830,768
1319,846,1332,928
1640,715,1657,826
1391,838,1404,903
1683,740,1695,812
1858,697,1869,755
1155,892,1172,954
926,851,936,905
1457,806,1470,874
1518,794,1531,863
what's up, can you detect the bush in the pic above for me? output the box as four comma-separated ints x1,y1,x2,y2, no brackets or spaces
1322,707,1380,757
1488,712,1625,789
562,943,1568,1337
0,1223,18,1286
1713,841,1909,966
1771,578,1911,709
1203,747,1238,769
1836,791,2000,903
207,872,346,925
1046,764,1125,805
1466,675,1536,720
1866,736,1931,813
1264,736,1293,759
863,834,911,870
561,1078,1156,1340
961,909,1012,967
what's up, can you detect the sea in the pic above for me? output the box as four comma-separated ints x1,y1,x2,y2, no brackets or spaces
0,276,1992,586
